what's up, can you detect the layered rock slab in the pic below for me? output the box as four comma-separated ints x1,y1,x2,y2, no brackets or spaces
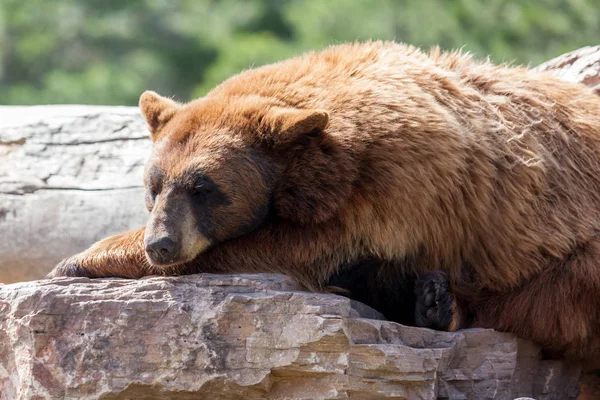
0,274,580,399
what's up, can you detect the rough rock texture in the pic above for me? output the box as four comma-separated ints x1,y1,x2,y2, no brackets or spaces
0,274,581,399
0,106,150,283
534,46,600,95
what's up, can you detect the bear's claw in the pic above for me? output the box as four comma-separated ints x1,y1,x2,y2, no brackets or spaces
414,271,457,331
46,258,95,279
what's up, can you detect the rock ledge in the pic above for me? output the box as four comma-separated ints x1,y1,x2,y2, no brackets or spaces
0,274,580,399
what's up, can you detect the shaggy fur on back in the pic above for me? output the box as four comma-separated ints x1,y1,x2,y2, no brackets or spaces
205,42,600,290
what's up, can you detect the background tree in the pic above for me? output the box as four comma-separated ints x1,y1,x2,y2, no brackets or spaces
0,0,598,105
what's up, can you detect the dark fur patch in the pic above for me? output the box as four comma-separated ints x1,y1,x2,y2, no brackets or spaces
144,166,165,210
232,200,273,239
188,174,231,241
326,257,419,325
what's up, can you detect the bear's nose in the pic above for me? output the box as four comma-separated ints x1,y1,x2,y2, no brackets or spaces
145,236,176,264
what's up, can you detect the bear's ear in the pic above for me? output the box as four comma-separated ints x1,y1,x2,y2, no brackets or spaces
266,108,357,225
261,107,329,147
139,91,181,141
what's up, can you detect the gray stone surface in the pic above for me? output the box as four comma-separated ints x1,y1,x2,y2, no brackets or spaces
0,106,150,283
534,45,600,95
0,274,581,399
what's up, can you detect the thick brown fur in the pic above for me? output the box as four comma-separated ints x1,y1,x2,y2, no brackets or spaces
49,41,600,361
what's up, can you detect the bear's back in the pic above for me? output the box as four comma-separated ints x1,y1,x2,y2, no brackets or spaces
207,42,600,290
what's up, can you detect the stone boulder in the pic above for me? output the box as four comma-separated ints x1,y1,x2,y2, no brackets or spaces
0,274,581,399
534,46,600,95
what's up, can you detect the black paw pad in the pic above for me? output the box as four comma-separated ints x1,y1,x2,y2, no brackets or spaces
414,271,455,331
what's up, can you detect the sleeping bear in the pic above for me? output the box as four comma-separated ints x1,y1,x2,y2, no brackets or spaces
49,41,600,361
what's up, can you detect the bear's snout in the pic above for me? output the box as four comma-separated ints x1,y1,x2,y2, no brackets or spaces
145,236,177,265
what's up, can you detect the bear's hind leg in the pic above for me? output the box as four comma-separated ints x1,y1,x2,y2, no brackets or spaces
473,239,600,360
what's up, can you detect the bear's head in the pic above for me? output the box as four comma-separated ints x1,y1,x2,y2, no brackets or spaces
138,91,357,267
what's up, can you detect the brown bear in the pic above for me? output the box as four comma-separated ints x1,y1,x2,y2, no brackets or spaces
49,41,600,362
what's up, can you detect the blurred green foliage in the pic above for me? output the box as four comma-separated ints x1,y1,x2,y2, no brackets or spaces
0,0,598,105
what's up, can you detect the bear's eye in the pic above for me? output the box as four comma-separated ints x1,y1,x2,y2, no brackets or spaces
145,167,164,195
145,184,159,200
190,175,217,200
191,183,214,198
145,189,157,211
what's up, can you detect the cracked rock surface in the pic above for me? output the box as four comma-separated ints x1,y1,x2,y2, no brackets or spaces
0,274,581,399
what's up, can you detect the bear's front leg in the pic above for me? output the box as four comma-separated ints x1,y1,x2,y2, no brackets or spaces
47,227,157,279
